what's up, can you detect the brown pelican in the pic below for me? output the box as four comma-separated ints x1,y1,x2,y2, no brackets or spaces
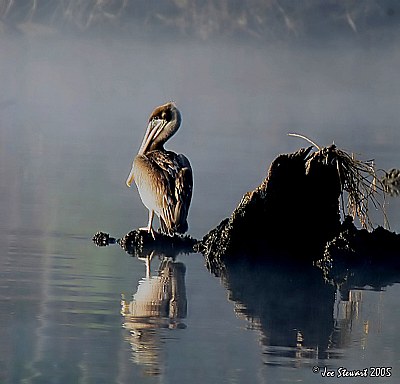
126,102,193,237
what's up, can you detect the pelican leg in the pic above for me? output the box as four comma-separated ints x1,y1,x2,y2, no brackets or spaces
139,210,156,239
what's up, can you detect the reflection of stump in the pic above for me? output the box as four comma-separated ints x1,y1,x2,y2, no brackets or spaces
197,146,343,271
221,259,336,359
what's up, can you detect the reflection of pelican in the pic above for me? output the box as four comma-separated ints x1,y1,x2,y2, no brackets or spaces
121,254,187,375
121,254,187,321
126,102,193,237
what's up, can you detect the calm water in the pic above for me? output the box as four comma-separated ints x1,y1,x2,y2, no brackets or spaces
1,34,400,383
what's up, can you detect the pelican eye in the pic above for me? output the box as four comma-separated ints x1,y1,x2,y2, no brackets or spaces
162,110,171,121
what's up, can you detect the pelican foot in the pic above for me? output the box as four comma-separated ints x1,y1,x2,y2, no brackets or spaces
139,226,156,240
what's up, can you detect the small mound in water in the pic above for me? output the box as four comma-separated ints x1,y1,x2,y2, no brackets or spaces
92,229,197,258
118,229,197,257
92,231,116,246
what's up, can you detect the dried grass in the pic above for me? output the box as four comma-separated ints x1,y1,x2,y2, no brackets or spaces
290,133,388,230
333,148,388,230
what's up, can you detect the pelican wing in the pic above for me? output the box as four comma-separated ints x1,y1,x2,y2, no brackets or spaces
173,154,193,232
150,151,192,234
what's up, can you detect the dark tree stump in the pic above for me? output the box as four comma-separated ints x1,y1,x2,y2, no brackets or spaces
196,146,343,271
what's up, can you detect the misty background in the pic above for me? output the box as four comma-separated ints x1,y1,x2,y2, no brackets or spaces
1,3,400,383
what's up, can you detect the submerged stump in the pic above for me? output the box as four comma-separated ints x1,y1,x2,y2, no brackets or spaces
317,216,400,290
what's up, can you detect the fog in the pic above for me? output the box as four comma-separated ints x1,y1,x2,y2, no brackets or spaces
1,29,400,237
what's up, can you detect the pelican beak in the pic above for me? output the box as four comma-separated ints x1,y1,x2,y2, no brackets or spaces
126,167,134,187
138,119,166,155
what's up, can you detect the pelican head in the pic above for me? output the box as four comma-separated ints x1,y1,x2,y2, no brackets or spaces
138,102,182,155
